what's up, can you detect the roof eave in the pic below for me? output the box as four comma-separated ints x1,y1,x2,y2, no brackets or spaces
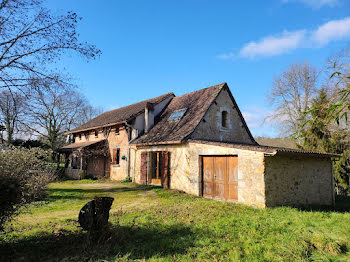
274,150,340,158
132,140,184,147
65,121,127,135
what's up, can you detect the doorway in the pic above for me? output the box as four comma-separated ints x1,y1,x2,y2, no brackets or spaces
150,152,162,185
202,156,238,201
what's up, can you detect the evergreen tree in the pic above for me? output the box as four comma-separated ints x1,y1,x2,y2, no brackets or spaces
298,88,350,194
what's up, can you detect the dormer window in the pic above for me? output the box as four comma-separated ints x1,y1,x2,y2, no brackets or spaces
168,108,187,121
221,111,228,128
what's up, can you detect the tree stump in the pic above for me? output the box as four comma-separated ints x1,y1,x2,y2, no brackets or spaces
78,197,114,231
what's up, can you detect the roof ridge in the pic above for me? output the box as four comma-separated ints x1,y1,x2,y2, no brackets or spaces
132,82,228,145
173,82,226,99
68,91,174,134
100,92,174,115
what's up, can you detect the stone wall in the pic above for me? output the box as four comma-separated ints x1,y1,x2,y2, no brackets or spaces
71,125,130,181
130,141,266,208
190,88,254,144
264,155,334,207
65,168,85,180
108,127,129,180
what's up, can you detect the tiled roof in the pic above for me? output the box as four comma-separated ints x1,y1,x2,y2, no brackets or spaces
132,83,226,145
67,92,174,134
188,140,340,157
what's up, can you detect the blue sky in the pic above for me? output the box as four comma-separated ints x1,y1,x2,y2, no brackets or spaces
46,0,350,137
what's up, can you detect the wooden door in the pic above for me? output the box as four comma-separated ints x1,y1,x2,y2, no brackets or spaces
202,156,238,201
203,157,214,197
214,157,226,199
227,156,238,200
87,156,105,178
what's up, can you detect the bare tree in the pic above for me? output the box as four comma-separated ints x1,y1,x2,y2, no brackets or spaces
0,0,100,91
0,89,24,144
76,104,104,127
266,62,319,135
24,78,87,158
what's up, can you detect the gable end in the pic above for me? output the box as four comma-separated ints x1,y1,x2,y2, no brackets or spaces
188,84,257,145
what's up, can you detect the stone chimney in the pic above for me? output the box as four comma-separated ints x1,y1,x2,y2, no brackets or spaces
145,102,154,133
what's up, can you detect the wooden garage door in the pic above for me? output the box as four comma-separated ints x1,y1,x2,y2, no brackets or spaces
202,156,238,201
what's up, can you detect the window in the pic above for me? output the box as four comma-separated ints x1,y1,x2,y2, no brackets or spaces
115,128,119,135
222,111,228,128
112,148,120,165
94,130,98,137
79,134,82,140
168,108,187,121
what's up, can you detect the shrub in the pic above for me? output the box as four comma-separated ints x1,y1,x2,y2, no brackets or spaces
334,149,350,195
121,176,132,183
0,147,56,230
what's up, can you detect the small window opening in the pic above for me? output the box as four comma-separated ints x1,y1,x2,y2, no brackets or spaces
113,148,120,165
222,111,228,128
115,128,119,135
94,130,98,137
79,134,82,140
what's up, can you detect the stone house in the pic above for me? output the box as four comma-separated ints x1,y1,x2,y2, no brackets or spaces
60,83,337,208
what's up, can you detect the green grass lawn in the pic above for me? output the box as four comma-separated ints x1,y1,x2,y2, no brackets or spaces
1,180,350,261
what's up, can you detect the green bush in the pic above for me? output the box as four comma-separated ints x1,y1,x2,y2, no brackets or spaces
121,176,132,183
334,149,350,195
0,147,56,230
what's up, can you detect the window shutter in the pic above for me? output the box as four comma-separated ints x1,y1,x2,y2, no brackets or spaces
112,149,117,164
140,151,148,185
161,151,170,188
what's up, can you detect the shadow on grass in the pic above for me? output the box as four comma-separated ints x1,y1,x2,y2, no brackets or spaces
46,185,159,201
296,195,350,213
0,223,197,261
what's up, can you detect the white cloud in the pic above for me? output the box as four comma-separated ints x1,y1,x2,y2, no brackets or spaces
242,111,261,128
282,0,339,8
218,17,350,59
242,106,272,129
311,17,350,45
242,106,279,137
239,30,306,58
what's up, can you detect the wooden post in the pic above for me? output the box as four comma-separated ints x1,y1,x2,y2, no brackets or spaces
64,153,69,168
156,152,160,180
56,153,60,169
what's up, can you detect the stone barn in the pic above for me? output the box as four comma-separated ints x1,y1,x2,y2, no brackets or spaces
60,83,337,208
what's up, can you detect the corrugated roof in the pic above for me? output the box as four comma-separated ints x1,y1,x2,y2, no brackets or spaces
132,83,226,145
67,92,174,134
188,140,340,157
